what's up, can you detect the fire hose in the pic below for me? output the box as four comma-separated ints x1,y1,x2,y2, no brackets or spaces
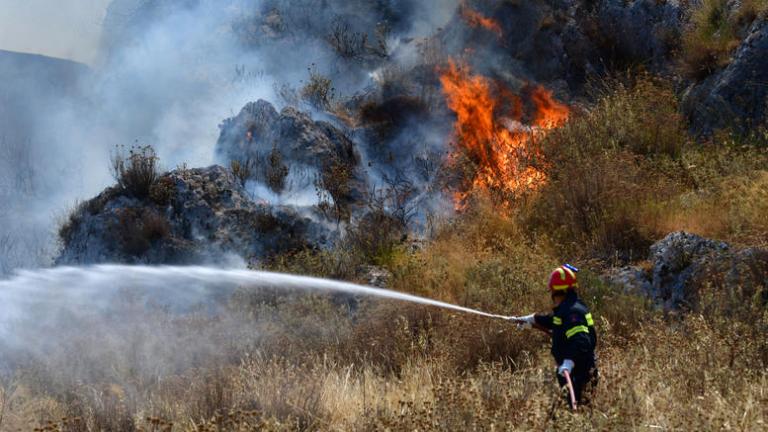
500,315,577,410
563,369,578,411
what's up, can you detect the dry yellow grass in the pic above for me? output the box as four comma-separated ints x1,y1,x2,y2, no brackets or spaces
5,307,765,430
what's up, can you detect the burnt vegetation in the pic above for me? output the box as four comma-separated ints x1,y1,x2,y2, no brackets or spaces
110,145,160,199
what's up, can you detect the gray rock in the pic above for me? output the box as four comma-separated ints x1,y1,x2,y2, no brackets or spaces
605,231,767,310
215,100,367,207
684,20,768,134
56,165,331,266
603,266,651,296
594,0,682,72
648,232,729,308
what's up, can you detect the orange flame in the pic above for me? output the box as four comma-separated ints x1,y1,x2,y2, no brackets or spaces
439,60,569,208
460,2,503,38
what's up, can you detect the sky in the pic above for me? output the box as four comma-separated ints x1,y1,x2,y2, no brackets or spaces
0,0,110,65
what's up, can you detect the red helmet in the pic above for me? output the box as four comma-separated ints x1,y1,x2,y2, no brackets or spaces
548,265,578,292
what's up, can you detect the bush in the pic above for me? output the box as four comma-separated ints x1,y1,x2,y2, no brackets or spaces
525,79,688,262
230,157,255,187
149,176,176,206
264,147,289,193
315,156,353,223
345,209,405,266
58,200,88,247
112,208,170,257
111,145,160,199
326,17,388,61
301,65,335,110
680,0,767,80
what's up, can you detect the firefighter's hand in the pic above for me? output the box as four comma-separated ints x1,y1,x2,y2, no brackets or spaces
558,359,575,377
508,314,535,329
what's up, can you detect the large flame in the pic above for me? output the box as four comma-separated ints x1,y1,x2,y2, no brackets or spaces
460,1,503,38
439,60,569,208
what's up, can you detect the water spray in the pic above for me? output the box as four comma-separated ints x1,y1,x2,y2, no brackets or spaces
0,265,514,324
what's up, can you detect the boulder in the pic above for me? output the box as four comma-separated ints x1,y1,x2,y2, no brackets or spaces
647,232,729,308
605,231,768,310
56,166,330,266
684,20,768,134
215,100,367,209
592,0,682,73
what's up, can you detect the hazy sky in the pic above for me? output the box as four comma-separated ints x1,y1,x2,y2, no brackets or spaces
0,0,110,65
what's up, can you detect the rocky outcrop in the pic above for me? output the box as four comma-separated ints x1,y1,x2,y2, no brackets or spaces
443,0,683,93
684,20,768,134
57,166,331,266
592,0,682,73
606,232,768,310
215,100,367,208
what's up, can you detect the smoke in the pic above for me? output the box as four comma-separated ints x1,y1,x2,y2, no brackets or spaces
0,0,108,65
0,0,467,274
0,1,555,413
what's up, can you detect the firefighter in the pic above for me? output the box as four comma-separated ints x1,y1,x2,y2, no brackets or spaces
509,264,598,408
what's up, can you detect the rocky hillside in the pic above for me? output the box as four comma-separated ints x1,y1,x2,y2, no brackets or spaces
57,165,331,265
56,0,768,276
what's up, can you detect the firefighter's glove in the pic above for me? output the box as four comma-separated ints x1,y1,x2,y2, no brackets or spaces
558,359,575,377
509,313,535,329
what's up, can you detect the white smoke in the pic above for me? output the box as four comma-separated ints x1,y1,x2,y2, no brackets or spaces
0,0,463,274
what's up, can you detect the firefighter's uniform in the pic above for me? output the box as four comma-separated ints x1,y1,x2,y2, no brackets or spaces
534,290,598,406
510,265,599,408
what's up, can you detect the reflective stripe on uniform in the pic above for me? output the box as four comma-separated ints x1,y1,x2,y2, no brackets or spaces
565,325,589,339
585,313,594,326
552,316,562,325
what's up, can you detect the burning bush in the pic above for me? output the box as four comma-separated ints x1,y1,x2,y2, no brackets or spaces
439,60,569,207
459,1,502,38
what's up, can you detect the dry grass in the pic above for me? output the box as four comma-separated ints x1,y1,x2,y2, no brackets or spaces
525,79,689,262
681,0,768,80
2,272,764,431
524,78,768,262
22,76,768,430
